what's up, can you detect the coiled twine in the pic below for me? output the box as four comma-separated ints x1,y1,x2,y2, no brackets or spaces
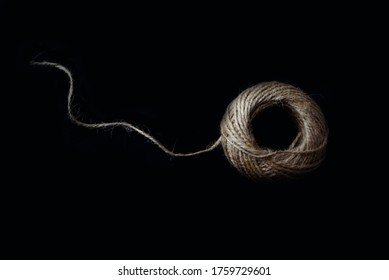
220,82,328,180
32,61,328,180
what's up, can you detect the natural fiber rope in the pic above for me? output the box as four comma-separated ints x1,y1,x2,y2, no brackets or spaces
31,61,328,180
220,82,328,179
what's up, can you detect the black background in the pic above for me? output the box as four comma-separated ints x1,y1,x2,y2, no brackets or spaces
1,1,387,259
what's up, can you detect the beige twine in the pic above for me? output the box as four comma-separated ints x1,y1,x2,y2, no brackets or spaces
32,61,328,180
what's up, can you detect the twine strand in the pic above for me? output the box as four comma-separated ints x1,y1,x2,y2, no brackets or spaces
31,61,222,157
31,61,328,180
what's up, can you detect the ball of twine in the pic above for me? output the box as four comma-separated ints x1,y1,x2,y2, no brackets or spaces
32,61,328,180
220,81,328,180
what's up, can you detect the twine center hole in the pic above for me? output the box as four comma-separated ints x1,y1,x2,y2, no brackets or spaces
252,104,299,150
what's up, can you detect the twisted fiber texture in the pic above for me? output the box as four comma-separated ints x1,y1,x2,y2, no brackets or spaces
32,61,327,180
221,82,328,179
32,61,222,156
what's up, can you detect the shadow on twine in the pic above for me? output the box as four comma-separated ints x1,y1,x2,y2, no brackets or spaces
31,61,328,180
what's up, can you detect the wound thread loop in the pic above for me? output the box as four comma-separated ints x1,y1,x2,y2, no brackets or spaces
32,61,328,180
